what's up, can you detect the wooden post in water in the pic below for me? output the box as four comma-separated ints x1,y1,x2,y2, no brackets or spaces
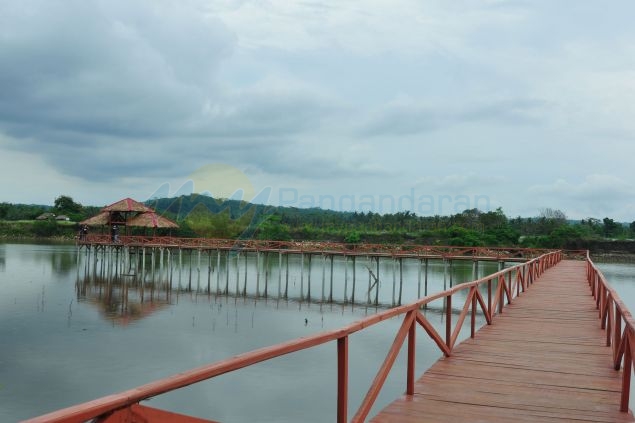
443,258,448,290
472,260,478,281
187,250,192,291
307,254,312,301
329,255,334,303
236,252,240,296
256,251,261,297
225,251,230,295
263,252,268,297
141,247,146,285
424,259,429,304
207,252,212,294
375,257,380,306
391,257,396,306
449,259,453,287
300,253,304,300
344,255,349,303
93,246,99,282
151,248,156,284
76,245,81,280
351,256,356,304
321,254,326,303
284,253,289,299
168,249,173,289
177,249,182,289
139,249,144,301
115,247,120,278
398,257,403,306
197,249,202,292
243,251,248,296
278,252,282,299
159,248,164,283
216,250,221,294
367,256,372,305
417,258,422,299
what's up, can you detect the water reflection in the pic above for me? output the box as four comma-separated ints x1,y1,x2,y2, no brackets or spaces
75,244,503,310
0,243,528,422
76,275,170,326
4,242,76,276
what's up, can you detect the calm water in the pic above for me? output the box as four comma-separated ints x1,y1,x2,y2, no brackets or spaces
0,243,495,422
1,243,634,422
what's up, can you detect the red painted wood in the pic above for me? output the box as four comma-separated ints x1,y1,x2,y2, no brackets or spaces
445,295,452,348
449,288,473,349
407,319,416,395
372,260,635,422
621,334,632,412
97,404,219,423
337,337,348,423
352,311,415,423
415,311,450,357
24,252,564,423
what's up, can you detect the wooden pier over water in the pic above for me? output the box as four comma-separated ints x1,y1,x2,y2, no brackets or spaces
24,250,635,423
373,259,634,422
76,236,553,307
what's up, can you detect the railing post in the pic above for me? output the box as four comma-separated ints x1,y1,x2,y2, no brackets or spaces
471,287,477,338
615,309,623,365
498,275,504,315
620,334,632,412
606,298,613,347
337,336,348,423
507,271,513,302
446,295,452,349
596,281,602,311
487,279,492,321
407,318,416,395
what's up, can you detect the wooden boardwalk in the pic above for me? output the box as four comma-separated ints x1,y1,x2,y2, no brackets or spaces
373,260,635,422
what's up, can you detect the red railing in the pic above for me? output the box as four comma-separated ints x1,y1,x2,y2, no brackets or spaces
587,253,635,412
24,251,563,423
79,234,555,261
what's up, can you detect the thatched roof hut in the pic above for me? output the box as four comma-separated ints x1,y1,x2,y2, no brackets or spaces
127,212,179,229
79,198,179,233
79,211,110,226
101,198,153,213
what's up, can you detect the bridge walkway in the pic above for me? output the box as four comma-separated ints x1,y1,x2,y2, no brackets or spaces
372,260,635,422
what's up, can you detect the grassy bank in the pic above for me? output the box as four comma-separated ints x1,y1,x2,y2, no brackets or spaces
0,220,78,240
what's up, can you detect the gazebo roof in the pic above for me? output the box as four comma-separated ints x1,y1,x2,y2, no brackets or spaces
79,211,111,226
127,212,179,229
101,198,152,213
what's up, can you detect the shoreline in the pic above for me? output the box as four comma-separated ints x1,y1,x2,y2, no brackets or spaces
2,236,635,264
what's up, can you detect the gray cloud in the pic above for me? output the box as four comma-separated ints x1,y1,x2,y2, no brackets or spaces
1,0,634,221
0,1,343,183
529,175,635,218
358,97,549,137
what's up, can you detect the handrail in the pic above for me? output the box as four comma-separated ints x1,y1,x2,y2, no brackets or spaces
24,251,563,423
78,234,557,261
586,252,635,412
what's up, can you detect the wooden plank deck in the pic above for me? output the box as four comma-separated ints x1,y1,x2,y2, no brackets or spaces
372,260,635,422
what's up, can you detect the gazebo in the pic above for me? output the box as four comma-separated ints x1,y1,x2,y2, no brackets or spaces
80,197,178,236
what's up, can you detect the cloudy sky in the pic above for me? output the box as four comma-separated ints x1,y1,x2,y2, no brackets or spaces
1,1,634,220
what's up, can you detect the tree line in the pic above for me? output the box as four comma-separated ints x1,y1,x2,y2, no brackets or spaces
1,195,634,249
